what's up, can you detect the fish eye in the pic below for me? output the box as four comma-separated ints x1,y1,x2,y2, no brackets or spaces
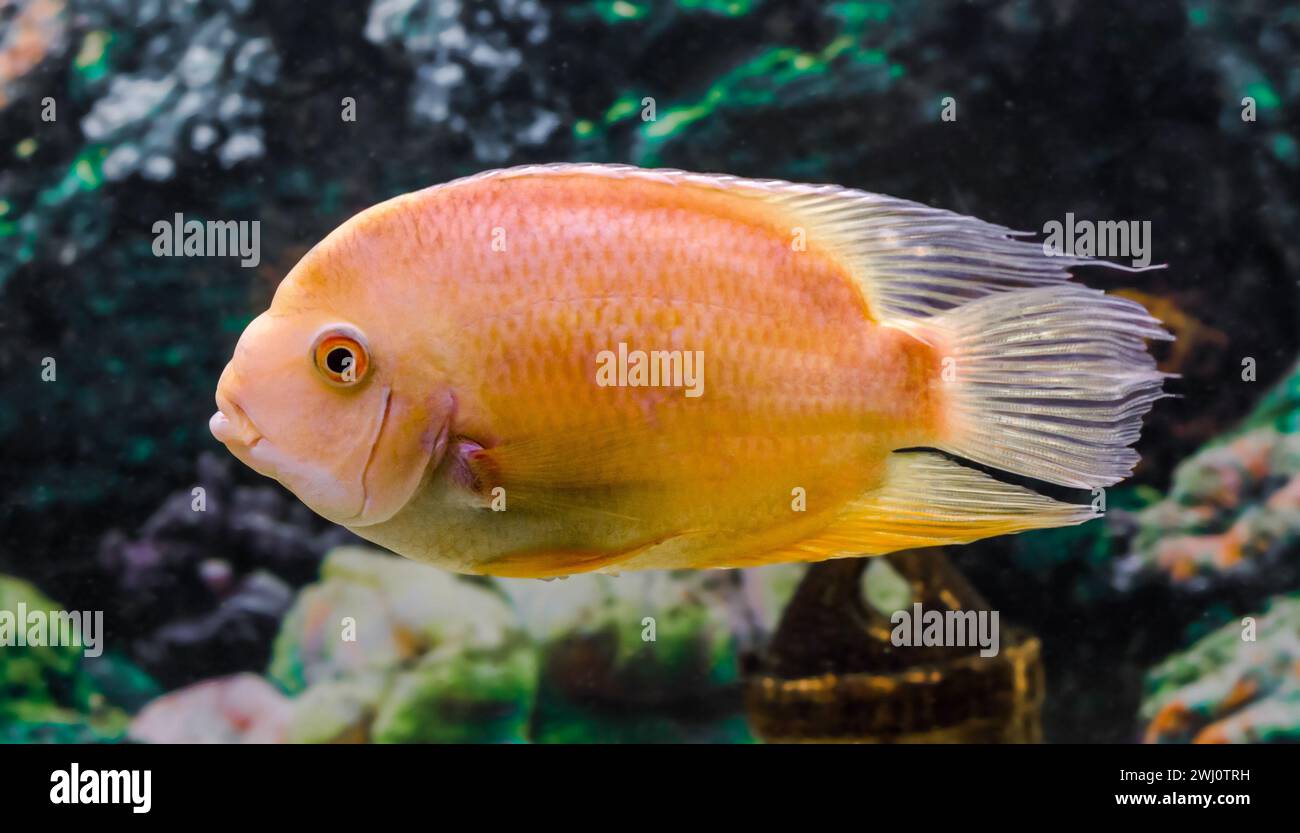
311,326,370,387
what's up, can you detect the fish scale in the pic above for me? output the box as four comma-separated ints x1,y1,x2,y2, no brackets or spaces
368,171,933,568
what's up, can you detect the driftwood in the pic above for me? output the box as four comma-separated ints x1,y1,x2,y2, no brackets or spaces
746,549,1044,742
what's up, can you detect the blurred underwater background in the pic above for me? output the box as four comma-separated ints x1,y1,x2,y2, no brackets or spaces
1,0,1298,743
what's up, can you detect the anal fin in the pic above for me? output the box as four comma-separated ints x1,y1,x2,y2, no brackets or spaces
714,451,1097,568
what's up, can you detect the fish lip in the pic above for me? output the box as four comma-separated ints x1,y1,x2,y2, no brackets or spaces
210,394,289,492
210,414,261,449
210,389,264,449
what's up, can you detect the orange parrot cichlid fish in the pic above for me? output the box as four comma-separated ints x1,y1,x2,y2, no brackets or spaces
210,164,1170,578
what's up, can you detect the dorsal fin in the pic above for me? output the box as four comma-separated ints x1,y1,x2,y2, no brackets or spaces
437,163,1151,321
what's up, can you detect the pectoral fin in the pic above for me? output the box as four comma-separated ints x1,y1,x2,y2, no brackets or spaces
449,426,661,523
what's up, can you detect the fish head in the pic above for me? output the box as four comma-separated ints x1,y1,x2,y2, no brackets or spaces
210,302,453,528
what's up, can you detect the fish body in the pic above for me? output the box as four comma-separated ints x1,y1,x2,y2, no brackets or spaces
211,164,1169,576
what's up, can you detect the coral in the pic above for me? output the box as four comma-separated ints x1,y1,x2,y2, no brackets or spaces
0,0,69,110
363,0,560,162
502,570,752,743
0,573,156,743
1133,363,1300,739
270,546,538,743
129,672,293,743
95,453,358,687
120,546,798,743
287,673,385,744
1117,429,1300,594
76,0,280,181
1237,358,1300,439
1142,592,1300,744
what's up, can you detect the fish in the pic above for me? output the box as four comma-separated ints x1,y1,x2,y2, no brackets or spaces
210,163,1171,578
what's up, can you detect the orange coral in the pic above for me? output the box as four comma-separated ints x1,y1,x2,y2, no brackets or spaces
0,0,67,111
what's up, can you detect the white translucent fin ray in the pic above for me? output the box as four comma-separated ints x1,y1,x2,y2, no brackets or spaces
922,285,1172,490
866,453,1097,522
434,163,1155,321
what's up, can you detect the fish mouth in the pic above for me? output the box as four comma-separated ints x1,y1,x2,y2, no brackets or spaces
208,388,392,526
210,393,262,450
209,392,276,482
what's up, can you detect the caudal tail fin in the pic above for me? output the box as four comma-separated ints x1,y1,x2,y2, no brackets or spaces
732,283,1173,565
914,284,1173,490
